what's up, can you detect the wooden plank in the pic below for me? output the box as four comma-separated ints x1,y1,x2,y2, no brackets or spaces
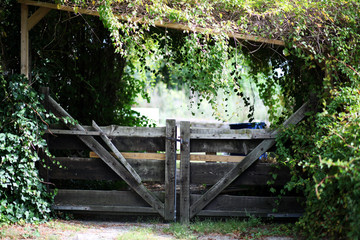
47,135,165,151
54,189,164,206
18,0,285,46
90,152,245,163
189,102,310,219
190,139,262,154
49,157,164,182
92,120,141,184
52,205,157,214
27,7,51,30
49,157,288,184
47,96,165,217
190,162,291,186
90,152,167,160
164,119,177,221
20,4,29,78
190,128,276,139
188,154,245,162
180,121,190,224
47,126,166,137
190,195,303,213
197,210,302,218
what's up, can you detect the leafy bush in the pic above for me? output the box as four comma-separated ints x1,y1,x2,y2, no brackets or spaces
276,87,360,239
0,74,56,223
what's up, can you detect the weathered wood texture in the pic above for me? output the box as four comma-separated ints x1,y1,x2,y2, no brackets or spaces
190,128,276,139
45,158,289,186
20,4,29,78
47,96,165,217
190,139,263,154
165,119,177,221
92,120,142,183
55,189,154,206
27,7,51,30
47,125,166,137
191,162,290,186
47,158,165,182
90,152,246,163
53,190,303,217
180,121,190,224
188,102,310,219
47,134,165,151
53,189,163,214
191,194,303,212
191,194,303,217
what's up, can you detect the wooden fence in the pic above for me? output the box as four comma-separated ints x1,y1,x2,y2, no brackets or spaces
40,88,307,223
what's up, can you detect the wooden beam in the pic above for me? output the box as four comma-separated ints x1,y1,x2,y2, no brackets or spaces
20,4,29,78
46,126,166,137
89,152,245,163
189,102,310,219
92,120,142,184
18,0,285,46
28,7,51,31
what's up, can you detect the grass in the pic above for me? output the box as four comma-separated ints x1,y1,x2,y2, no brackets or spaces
117,227,163,240
0,217,299,240
0,219,88,240
163,217,300,239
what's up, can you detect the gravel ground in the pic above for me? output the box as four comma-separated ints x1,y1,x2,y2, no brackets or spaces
0,220,296,240
68,221,295,240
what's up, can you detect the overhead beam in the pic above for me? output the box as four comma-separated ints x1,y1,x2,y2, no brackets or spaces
18,0,285,46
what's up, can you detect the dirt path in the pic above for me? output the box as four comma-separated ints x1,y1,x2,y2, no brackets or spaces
0,220,296,240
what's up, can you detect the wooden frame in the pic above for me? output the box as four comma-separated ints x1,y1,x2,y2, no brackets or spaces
42,89,177,220
18,0,285,78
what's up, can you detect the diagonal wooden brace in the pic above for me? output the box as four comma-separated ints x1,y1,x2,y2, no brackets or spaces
189,101,311,219
47,96,165,217
92,120,142,184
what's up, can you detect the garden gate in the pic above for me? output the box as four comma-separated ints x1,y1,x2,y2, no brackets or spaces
41,88,308,223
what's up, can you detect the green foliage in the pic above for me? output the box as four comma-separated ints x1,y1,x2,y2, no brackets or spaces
163,217,297,239
0,74,57,223
276,87,360,239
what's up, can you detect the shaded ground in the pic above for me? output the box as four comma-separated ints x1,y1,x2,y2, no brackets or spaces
0,219,299,240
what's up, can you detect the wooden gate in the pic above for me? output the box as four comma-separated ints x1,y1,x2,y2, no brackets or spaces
41,88,310,222
178,103,310,223
41,88,177,221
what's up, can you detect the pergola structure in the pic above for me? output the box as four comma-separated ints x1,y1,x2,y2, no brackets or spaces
18,0,285,79
18,1,306,223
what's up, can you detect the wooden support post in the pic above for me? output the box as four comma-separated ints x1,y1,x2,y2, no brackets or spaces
20,4,29,79
189,102,310,219
164,119,177,221
40,87,50,191
180,121,190,224
47,96,165,217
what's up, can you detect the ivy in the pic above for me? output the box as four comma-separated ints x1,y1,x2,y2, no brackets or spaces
0,74,57,223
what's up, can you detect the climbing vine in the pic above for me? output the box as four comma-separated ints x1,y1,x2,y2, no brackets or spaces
1,0,359,237
0,74,57,223
55,0,360,237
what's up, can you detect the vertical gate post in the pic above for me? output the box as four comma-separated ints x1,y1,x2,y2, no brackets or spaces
180,121,190,224
40,87,50,191
165,119,177,221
